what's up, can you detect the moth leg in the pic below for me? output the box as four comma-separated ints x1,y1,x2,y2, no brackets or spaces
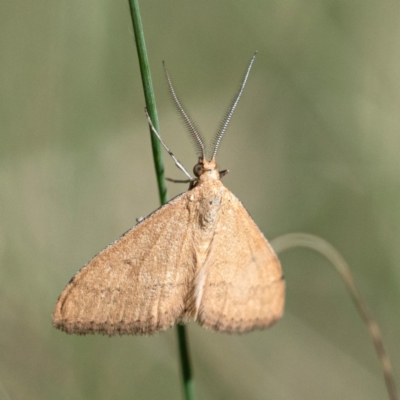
219,169,229,179
144,108,195,182
166,177,192,184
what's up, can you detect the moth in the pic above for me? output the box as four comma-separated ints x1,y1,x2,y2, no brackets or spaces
53,53,285,335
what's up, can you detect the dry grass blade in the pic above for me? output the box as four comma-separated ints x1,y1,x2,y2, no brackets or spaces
271,232,398,400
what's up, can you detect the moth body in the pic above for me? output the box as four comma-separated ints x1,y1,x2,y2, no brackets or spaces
52,53,285,336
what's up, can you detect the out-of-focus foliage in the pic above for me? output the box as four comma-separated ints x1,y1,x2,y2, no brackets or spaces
1,1,399,399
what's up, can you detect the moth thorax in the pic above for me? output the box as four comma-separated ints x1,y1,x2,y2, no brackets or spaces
198,188,222,228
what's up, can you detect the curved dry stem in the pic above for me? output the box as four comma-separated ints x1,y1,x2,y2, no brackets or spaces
271,233,398,400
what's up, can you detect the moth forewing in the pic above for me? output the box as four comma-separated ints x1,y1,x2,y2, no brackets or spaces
53,192,196,335
194,185,284,333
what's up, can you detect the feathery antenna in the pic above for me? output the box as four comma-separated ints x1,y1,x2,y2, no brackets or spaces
163,62,206,160
211,52,257,160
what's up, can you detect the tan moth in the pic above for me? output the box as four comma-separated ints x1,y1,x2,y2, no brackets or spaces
53,53,285,335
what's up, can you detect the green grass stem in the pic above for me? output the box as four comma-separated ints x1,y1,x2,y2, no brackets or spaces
127,1,196,399
128,0,167,205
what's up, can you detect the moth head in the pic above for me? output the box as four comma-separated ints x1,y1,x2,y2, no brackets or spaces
193,158,219,182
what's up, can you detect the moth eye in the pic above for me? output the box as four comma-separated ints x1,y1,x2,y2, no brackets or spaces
193,163,203,177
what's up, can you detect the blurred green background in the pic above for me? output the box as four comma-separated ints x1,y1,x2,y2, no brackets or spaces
1,1,399,399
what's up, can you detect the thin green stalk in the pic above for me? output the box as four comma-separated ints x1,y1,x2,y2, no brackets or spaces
128,0,167,205
127,1,195,399
177,325,195,399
